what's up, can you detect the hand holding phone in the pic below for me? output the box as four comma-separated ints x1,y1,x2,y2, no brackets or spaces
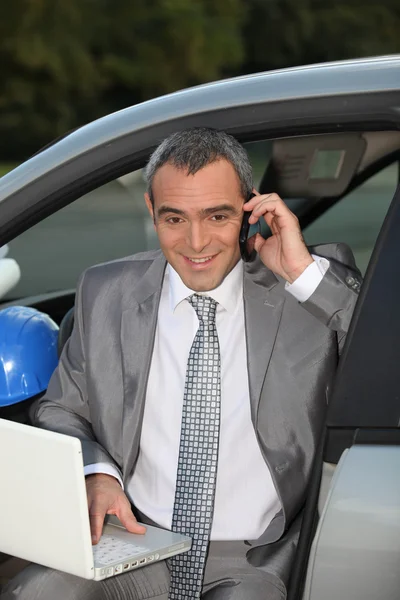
240,191,314,282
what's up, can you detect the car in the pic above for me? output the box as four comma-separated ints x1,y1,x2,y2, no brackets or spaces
0,55,399,599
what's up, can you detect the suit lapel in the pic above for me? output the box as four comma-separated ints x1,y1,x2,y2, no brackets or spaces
121,253,166,481
120,253,285,480
243,257,285,425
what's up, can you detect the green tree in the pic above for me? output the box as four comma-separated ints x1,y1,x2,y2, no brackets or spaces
241,0,400,74
0,1,103,159
98,0,244,94
0,0,245,160
2,0,400,162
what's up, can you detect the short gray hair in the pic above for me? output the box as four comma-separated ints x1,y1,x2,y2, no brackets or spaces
144,127,253,206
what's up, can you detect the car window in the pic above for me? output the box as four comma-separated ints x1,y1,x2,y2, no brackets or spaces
302,162,399,275
6,170,158,299
243,141,272,189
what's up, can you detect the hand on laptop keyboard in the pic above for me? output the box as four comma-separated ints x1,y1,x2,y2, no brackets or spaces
86,473,146,545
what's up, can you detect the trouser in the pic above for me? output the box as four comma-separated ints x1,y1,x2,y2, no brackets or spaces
0,539,286,600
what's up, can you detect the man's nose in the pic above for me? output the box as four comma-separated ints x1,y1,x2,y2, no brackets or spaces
188,222,211,254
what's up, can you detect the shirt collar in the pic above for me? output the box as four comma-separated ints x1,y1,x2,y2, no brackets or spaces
167,260,243,314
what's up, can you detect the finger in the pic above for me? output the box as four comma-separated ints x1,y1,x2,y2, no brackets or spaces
263,211,275,231
117,505,147,535
88,491,110,544
246,233,257,254
269,215,280,236
89,511,106,545
247,200,278,224
248,196,295,224
243,192,275,209
253,233,266,254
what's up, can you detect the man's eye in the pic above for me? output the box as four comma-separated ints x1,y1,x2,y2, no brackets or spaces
166,217,184,224
211,215,227,222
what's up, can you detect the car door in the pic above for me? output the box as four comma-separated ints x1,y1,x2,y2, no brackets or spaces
291,176,400,600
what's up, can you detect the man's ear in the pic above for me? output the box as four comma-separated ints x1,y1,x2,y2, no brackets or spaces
144,193,156,225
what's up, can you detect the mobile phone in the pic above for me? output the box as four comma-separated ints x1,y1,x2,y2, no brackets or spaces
239,192,256,262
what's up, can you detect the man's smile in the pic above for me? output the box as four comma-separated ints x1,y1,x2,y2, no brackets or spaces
183,254,217,268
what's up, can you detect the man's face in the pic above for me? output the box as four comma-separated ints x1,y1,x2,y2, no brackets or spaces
145,159,245,291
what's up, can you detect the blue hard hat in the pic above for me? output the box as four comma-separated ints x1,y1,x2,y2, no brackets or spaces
0,306,59,407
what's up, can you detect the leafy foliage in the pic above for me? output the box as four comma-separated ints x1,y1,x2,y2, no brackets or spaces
1,0,399,159
0,0,244,158
241,0,400,73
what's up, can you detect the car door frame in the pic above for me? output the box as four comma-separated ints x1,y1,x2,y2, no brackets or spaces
0,57,400,599
288,178,400,599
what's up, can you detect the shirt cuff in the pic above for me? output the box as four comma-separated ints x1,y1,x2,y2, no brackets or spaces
285,255,330,303
84,463,124,490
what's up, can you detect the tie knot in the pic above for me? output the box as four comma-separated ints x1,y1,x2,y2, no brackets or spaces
188,294,217,323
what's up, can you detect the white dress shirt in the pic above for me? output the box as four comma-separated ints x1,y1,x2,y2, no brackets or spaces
85,256,329,540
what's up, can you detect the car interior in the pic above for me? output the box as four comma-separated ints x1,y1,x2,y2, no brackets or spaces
1,127,400,596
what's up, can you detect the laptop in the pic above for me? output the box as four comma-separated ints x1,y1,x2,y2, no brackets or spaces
0,418,191,580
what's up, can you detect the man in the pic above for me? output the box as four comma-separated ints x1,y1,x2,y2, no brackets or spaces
2,128,361,600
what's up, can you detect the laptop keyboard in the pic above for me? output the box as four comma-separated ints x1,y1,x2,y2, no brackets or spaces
93,534,148,566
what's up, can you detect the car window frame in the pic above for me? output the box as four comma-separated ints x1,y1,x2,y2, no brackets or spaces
0,77,399,434
326,178,400,436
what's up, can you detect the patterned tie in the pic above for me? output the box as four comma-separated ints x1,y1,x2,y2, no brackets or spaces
168,294,221,600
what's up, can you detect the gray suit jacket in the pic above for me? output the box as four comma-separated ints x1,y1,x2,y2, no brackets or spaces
34,244,360,585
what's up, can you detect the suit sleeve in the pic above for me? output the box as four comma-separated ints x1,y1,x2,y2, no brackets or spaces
33,271,122,477
300,243,362,352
